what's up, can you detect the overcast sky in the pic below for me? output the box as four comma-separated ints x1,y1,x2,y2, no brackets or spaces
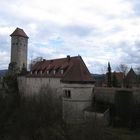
0,0,140,73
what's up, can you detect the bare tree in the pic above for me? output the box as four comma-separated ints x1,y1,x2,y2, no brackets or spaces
100,65,107,74
116,64,129,87
116,64,129,75
135,66,140,75
29,57,43,70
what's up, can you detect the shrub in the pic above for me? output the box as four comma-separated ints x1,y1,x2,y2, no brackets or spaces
114,90,134,127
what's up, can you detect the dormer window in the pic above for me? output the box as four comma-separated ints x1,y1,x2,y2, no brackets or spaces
61,69,63,74
53,70,56,75
47,70,49,74
35,71,37,75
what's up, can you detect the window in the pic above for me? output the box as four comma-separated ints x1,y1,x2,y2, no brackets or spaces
64,90,71,98
40,70,42,75
61,69,63,74
47,70,49,74
53,70,56,75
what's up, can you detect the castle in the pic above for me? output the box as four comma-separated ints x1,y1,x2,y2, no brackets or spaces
10,28,95,123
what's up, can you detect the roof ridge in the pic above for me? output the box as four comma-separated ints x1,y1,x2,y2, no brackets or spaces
44,55,80,61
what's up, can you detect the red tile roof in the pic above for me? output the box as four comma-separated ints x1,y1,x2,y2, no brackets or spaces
29,56,95,84
10,27,29,38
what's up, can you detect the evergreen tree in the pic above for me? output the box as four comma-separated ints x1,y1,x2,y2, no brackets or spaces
107,62,112,87
3,62,19,94
112,71,118,87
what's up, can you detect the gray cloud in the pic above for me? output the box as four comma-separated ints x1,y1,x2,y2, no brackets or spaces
62,25,94,37
112,40,140,66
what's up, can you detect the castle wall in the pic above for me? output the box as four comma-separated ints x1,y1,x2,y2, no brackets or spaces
94,87,116,104
18,77,95,123
18,76,62,97
62,83,94,123
94,87,140,104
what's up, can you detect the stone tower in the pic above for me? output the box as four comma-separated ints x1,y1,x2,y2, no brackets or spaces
10,27,29,71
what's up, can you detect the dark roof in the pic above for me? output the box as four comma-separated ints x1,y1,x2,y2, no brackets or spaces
125,68,137,80
29,56,95,84
10,27,28,38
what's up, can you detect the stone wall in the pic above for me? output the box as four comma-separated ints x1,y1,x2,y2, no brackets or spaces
11,36,28,70
84,108,110,126
94,87,140,104
62,83,94,123
18,77,140,124
18,76,62,97
18,76,95,123
94,87,116,104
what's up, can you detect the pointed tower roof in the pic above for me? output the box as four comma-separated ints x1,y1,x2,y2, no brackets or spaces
126,67,137,79
127,67,136,75
10,27,28,38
